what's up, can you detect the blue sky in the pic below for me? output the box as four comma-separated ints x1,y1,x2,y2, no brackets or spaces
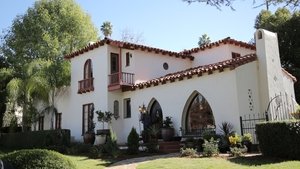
0,0,277,52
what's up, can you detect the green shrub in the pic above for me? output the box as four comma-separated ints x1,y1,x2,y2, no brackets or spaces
202,137,219,157
0,129,70,149
66,142,92,155
46,145,68,154
229,146,247,157
145,141,159,153
242,133,252,142
88,145,103,159
202,130,218,141
256,121,300,160
103,128,120,158
127,127,140,154
180,148,198,158
1,149,75,169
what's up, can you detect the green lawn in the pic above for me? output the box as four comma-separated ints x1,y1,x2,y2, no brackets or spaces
137,156,300,169
66,155,111,169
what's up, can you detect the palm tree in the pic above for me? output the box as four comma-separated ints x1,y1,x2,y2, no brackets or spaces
40,58,70,129
198,34,211,47
101,21,113,38
5,59,50,131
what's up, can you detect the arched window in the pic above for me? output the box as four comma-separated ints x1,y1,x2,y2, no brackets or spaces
185,92,215,133
257,31,263,40
113,100,119,118
78,59,94,94
84,59,93,79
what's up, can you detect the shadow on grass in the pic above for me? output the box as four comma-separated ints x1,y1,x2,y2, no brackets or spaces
107,153,178,167
228,155,288,166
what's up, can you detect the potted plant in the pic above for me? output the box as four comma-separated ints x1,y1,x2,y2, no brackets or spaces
241,133,252,152
95,110,113,144
83,108,96,144
161,116,175,141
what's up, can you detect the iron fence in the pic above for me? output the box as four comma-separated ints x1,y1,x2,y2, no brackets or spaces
240,93,297,144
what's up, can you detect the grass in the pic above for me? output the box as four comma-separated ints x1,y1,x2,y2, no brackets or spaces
66,155,111,169
137,155,300,169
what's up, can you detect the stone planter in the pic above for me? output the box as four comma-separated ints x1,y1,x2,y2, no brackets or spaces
95,135,106,145
161,128,175,141
96,129,110,135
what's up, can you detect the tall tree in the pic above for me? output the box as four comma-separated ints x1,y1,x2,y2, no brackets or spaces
255,8,300,101
183,0,300,10
0,51,10,127
120,28,145,44
5,60,50,131
1,0,98,68
101,21,113,38
0,0,98,130
198,34,211,46
40,58,70,129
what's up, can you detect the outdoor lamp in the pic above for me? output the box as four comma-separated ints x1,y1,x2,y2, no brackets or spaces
139,104,147,114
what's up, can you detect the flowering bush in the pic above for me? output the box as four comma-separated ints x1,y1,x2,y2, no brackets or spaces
242,133,252,142
202,137,219,157
180,148,198,158
228,133,241,146
229,146,247,157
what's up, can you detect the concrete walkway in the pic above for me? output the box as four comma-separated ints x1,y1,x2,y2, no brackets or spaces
105,153,179,169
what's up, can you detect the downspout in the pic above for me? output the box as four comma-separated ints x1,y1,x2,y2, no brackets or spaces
119,48,122,84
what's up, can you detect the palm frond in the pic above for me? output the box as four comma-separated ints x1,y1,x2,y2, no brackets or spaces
6,78,23,103
0,68,14,80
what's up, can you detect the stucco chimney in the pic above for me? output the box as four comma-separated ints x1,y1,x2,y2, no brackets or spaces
255,29,285,114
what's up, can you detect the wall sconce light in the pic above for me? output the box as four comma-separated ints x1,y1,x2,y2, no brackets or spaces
139,104,147,114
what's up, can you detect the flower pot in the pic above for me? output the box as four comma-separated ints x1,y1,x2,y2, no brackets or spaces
83,132,95,145
95,135,106,145
161,128,175,141
242,141,252,152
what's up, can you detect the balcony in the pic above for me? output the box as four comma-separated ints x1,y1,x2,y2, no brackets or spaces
108,72,134,91
78,78,94,94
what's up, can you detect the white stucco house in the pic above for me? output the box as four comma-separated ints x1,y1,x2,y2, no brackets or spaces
35,29,296,144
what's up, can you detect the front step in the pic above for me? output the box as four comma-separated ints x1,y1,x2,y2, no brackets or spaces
158,141,182,153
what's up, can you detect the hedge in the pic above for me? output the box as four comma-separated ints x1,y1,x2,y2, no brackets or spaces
0,129,70,149
256,121,300,160
1,149,75,169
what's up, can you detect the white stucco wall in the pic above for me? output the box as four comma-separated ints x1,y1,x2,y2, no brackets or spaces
111,69,241,143
282,72,296,100
191,44,255,67
235,61,261,117
129,50,192,83
61,45,109,141
255,29,286,115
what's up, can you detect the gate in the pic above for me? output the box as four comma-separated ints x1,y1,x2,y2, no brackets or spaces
239,113,267,144
240,94,297,144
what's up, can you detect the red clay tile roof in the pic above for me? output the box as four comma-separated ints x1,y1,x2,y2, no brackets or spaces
64,38,194,60
180,37,256,55
282,68,297,82
130,53,257,91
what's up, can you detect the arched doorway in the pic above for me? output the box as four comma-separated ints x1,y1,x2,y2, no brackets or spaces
143,99,163,138
182,91,215,135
